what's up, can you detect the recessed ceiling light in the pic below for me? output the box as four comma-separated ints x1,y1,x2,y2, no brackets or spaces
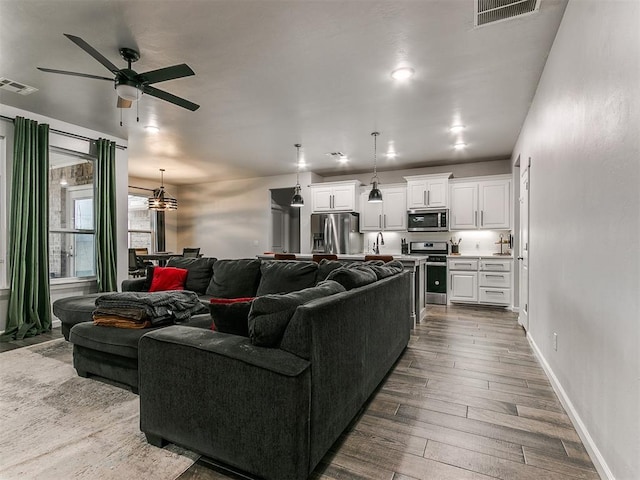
145,125,159,134
386,151,397,159
338,155,348,163
391,67,415,80
449,124,465,133
454,142,467,150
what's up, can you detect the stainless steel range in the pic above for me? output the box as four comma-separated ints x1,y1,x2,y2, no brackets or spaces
409,241,449,305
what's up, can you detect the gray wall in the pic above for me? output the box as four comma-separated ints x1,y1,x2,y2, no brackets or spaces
512,1,639,478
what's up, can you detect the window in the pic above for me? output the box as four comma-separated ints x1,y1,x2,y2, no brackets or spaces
49,148,95,279
128,194,155,251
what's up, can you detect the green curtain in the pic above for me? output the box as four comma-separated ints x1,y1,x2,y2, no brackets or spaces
95,138,118,292
1,117,52,341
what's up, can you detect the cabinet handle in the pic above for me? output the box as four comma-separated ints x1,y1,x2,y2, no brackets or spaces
475,211,478,226
384,214,387,229
486,290,504,295
379,214,382,228
481,210,484,226
331,195,334,209
427,190,430,205
423,191,427,206
485,274,504,278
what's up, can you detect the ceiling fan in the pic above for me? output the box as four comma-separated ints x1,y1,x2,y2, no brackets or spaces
37,33,199,111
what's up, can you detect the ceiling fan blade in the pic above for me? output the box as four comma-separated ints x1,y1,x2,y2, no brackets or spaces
143,85,200,111
117,96,133,108
63,33,120,74
37,67,113,81
139,64,195,85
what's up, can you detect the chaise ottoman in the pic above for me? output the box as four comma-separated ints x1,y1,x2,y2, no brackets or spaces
53,293,103,340
69,313,212,393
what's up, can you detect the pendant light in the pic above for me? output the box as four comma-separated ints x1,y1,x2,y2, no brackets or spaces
291,143,304,207
368,132,383,203
148,168,178,211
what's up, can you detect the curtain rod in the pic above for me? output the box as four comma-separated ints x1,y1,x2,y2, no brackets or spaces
129,185,155,192
0,114,127,150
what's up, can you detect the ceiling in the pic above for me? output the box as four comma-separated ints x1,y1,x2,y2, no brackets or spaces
0,0,567,185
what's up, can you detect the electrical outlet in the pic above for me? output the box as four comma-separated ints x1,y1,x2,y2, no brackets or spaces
475,242,480,249
553,332,558,351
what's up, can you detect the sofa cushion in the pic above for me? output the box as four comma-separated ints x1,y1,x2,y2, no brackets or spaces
256,260,318,296
149,267,188,292
249,280,345,347
315,259,344,283
206,259,262,298
326,266,377,290
367,260,404,280
209,297,255,337
167,257,217,294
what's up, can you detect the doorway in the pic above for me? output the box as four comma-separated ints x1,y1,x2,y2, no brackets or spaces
270,188,300,254
518,164,530,331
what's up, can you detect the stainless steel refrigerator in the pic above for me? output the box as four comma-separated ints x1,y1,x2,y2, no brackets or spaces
311,212,362,254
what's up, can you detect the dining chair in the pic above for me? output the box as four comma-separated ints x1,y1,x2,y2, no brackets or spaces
128,249,146,278
274,253,296,260
312,254,338,263
364,255,394,263
182,247,201,258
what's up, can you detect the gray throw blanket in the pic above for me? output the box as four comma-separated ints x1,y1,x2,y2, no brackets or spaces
95,291,203,324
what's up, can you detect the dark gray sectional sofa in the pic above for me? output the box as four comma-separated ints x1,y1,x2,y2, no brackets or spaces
139,268,411,480
54,256,412,480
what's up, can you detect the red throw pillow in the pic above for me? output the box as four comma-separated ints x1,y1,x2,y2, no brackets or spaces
149,267,189,292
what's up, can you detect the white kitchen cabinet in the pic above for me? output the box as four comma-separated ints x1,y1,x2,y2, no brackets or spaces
448,257,513,307
360,185,407,232
449,175,511,230
449,272,478,302
310,181,360,212
404,173,452,209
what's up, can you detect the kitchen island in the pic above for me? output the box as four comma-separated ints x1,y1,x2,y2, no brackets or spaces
258,254,427,327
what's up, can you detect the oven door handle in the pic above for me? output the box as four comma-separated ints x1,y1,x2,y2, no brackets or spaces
426,262,446,266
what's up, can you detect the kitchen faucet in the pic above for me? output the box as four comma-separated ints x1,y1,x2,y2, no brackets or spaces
373,231,385,254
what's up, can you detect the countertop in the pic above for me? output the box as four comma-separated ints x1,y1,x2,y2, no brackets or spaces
258,253,428,263
447,253,514,259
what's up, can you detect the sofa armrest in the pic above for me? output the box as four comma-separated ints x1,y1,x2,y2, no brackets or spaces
121,277,147,292
138,326,311,480
140,325,309,376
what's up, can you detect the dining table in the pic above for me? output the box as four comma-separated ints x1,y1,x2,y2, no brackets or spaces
137,252,182,267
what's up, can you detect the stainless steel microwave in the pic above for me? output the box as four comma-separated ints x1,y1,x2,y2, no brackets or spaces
407,209,449,232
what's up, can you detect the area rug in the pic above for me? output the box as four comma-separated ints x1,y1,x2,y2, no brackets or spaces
0,338,199,479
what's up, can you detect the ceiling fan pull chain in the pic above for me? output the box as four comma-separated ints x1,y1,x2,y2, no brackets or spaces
120,107,123,127
136,89,139,123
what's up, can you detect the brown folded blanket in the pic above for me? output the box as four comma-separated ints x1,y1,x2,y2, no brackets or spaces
93,315,152,329
93,307,151,329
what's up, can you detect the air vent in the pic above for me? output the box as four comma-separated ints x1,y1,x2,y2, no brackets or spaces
475,0,540,27
0,77,38,95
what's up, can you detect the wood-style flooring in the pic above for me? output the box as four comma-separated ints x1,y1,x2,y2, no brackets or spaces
179,304,600,480
2,307,599,479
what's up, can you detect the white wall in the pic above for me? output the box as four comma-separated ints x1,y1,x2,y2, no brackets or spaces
0,105,128,332
177,171,320,259
511,1,639,478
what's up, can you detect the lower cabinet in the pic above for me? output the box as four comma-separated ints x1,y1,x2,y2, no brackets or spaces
448,257,512,307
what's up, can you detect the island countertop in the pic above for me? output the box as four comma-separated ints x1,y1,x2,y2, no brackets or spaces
258,253,428,264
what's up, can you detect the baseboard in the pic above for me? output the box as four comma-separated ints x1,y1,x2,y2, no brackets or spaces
527,333,614,480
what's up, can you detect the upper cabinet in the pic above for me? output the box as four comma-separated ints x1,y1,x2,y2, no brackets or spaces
359,184,407,232
310,180,361,212
404,173,452,209
449,175,511,230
